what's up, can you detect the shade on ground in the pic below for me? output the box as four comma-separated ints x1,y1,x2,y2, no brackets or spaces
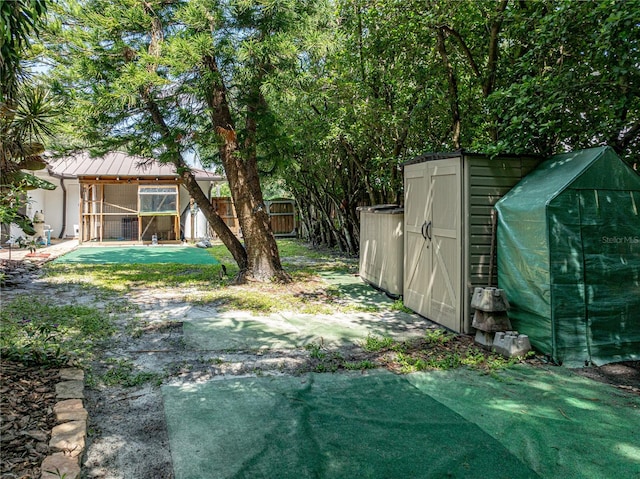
53,246,219,264
163,370,539,479
163,368,640,479
319,271,396,308
183,271,428,351
183,310,429,350
407,366,640,479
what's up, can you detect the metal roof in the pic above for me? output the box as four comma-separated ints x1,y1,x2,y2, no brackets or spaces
45,151,224,182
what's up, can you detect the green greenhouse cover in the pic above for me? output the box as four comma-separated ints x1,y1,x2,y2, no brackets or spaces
495,146,640,366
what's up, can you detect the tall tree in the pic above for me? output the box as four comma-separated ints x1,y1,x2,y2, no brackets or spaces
1,0,57,240
266,0,639,255
265,0,455,253
1,0,48,101
45,0,330,282
485,0,640,158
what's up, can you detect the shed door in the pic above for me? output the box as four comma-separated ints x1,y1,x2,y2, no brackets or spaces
404,160,462,331
404,163,430,315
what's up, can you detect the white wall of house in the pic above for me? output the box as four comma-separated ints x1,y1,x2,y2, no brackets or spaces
27,185,57,237
66,182,80,238
26,176,80,239
179,181,216,240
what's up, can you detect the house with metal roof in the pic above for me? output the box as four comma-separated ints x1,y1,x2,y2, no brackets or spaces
27,151,225,244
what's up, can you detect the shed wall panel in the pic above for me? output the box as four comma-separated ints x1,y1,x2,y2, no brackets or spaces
467,158,535,293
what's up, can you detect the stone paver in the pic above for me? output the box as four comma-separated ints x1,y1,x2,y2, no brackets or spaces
0,240,78,262
59,368,84,381
41,453,81,479
54,399,88,423
55,380,84,399
42,369,88,477
49,420,87,458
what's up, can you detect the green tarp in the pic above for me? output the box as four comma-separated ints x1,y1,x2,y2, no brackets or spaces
163,371,540,479
495,146,640,366
163,368,640,479
53,246,220,265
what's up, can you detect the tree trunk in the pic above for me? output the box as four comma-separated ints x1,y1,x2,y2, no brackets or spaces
142,93,249,271
179,167,248,271
140,5,249,276
202,53,289,283
436,27,462,149
483,0,509,142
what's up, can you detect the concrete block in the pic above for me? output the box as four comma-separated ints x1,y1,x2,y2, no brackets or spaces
492,331,531,358
470,287,510,312
41,453,81,479
472,310,512,332
54,399,88,423
474,330,495,348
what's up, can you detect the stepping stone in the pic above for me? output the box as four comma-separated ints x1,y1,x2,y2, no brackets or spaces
59,368,84,381
49,420,86,458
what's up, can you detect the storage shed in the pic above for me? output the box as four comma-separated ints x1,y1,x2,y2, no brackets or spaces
404,152,540,333
495,146,640,366
358,205,404,297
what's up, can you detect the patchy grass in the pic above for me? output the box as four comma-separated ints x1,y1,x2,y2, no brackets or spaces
189,280,381,314
44,239,361,315
303,342,349,373
189,283,339,314
0,238,376,376
343,360,377,371
0,296,116,366
45,262,229,292
357,331,525,375
6,239,406,371
300,330,525,376
300,330,529,376
186,242,367,314
277,239,349,262
361,334,395,352
390,299,414,314
98,358,163,387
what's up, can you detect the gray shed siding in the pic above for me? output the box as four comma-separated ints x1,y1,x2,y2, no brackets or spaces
461,156,540,331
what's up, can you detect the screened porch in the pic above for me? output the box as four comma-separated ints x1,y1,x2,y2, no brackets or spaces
79,181,181,243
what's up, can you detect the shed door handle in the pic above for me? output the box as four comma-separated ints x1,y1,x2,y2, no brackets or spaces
421,220,432,240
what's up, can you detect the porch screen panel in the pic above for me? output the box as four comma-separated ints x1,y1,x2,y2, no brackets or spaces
138,186,178,215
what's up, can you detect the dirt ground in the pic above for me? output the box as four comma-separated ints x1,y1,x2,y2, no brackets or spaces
1,262,639,479
572,359,640,393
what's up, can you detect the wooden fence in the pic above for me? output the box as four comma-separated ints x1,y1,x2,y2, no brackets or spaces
210,197,296,237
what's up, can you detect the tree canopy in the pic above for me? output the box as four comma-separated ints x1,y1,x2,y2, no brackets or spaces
262,0,639,253
1,0,48,101
43,0,333,281
1,0,57,238
25,0,640,257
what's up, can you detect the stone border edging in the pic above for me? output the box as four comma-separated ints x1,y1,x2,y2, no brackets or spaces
41,368,86,479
